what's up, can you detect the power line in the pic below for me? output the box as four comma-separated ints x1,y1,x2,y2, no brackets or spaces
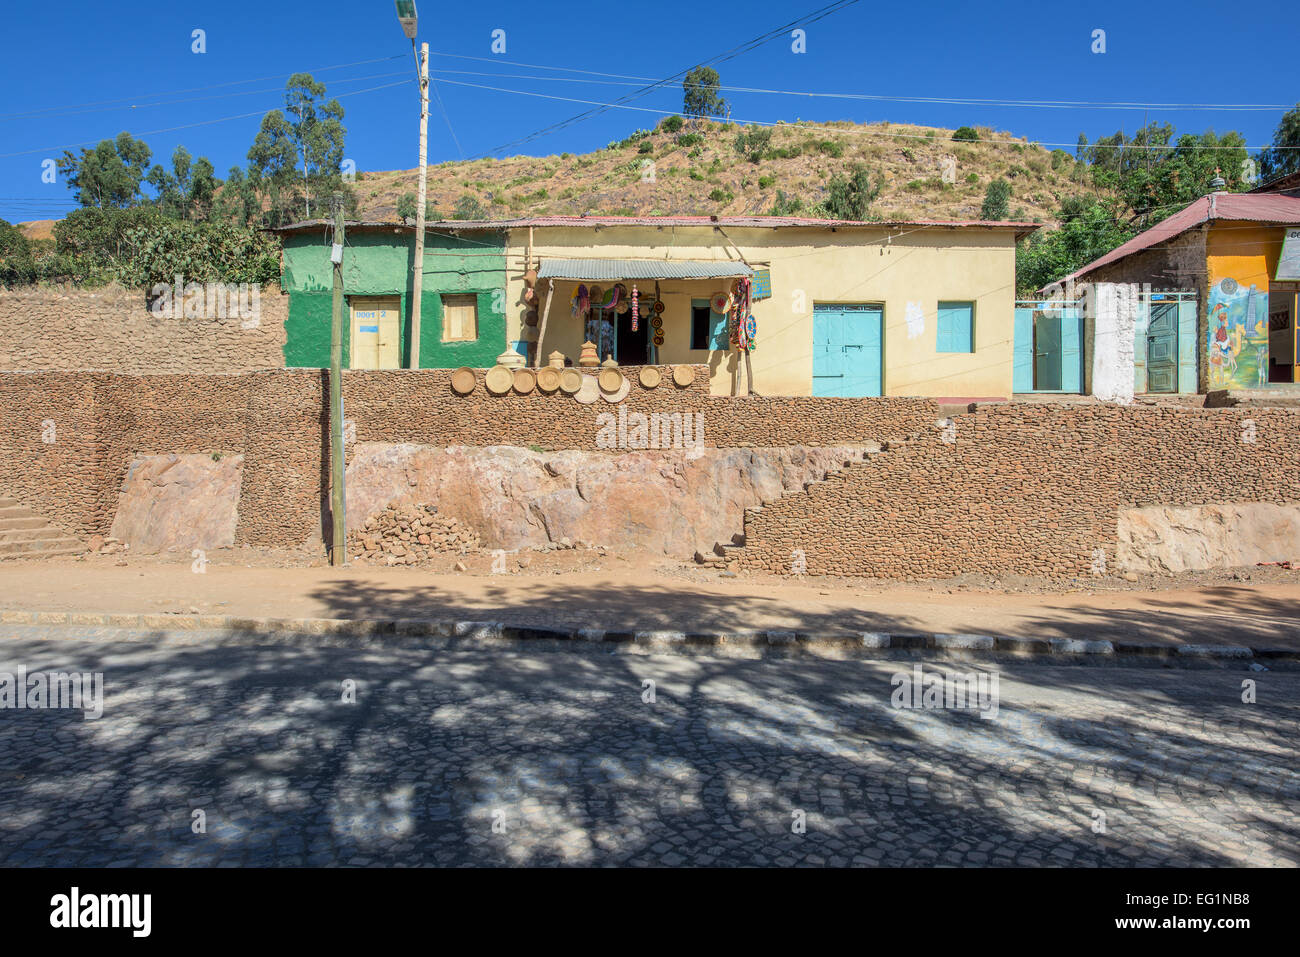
426,78,1295,153
0,55,407,122
0,79,414,159
482,0,862,157
421,64,1291,113
0,70,414,125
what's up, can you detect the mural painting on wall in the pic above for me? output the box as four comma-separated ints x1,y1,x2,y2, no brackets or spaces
1207,278,1269,389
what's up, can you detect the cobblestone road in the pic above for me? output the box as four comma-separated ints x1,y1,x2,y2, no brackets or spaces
1,630,1297,866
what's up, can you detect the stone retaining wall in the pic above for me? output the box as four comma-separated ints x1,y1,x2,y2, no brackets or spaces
0,370,937,551
0,285,289,373
735,404,1300,578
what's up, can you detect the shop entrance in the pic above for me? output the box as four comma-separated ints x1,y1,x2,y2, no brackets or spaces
616,309,649,365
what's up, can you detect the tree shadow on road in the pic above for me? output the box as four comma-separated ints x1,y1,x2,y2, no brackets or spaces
0,627,1296,867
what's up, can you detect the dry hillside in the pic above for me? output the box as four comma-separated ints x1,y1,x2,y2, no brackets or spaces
352,119,1106,224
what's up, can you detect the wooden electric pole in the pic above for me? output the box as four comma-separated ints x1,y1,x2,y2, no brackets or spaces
410,42,429,368
329,193,347,566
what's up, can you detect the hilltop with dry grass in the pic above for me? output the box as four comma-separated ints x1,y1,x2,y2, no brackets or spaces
350,119,1110,225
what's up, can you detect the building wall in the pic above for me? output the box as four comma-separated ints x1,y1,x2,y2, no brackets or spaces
508,225,1020,399
0,285,288,372
1083,228,1209,392
736,403,1300,579
280,228,507,369
1205,220,1282,389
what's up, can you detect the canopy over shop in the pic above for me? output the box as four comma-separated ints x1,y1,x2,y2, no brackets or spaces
529,257,762,371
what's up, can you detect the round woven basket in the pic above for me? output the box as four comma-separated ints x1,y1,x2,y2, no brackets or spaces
485,365,513,395
512,368,536,394
559,368,583,394
536,367,561,392
450,367,477,395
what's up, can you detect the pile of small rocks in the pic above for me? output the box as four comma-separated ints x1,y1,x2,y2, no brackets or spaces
350,503,480,565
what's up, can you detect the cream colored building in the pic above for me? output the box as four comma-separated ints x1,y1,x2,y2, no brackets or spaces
499,216,1036,398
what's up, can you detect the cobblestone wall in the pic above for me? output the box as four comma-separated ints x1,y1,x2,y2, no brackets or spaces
735,403,1300,578
0,370,937,550
0,286,288,372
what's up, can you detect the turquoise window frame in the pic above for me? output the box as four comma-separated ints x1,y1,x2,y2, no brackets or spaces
691,298,728,351
937,301,975,353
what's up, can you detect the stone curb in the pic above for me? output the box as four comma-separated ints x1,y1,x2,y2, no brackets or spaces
0,609,1295,662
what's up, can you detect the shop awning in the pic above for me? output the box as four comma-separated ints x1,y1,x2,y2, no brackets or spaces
537,258,753,282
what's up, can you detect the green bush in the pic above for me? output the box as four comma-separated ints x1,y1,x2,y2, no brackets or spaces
952,127,980,142
708,187,734,203
661,115,685,133
821,163,881,219
981,179,1011,220
638,141,654,154
769,190,804,216
734,124,773,163
811,139,844,157
0,218,36,286
453,194,487,220
966,172,980,185
767,144,803,159
676,132,704,148
758,175,776,189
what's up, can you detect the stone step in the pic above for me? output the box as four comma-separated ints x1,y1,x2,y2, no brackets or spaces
0,505,36,519
0,516,46,531
0,537,84,557
0,526,69,544
0,498,17,509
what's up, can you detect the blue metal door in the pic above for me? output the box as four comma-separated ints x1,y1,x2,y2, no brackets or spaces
1147,302,1178,393
813,304,882,396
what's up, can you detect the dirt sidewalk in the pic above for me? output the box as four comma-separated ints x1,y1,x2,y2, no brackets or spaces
1,556,1297,649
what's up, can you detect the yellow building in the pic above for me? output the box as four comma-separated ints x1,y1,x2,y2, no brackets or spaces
497,216,1036,399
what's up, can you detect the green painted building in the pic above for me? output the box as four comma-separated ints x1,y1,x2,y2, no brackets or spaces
273,221,508,369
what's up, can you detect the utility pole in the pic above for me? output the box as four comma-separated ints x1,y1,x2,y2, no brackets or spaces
410,42,430,369
329,193,347,566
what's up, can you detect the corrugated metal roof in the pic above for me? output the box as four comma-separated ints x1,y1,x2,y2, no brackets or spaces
1055,192,1300,286
268,214,1040,238
537,258,753,281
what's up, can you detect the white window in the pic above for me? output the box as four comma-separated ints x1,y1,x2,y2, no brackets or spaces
441,294,478,342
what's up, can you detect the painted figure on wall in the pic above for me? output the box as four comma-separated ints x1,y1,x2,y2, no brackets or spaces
1207,279,1268,389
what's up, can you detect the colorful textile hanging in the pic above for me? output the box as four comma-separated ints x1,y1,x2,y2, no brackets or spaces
631,284,639,332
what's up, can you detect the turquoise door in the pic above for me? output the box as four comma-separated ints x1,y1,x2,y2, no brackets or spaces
813,304,882,397
1034,313,1063,391
1147,302,1178,393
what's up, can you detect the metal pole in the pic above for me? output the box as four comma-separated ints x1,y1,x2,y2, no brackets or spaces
329,193,347,566
410,41,429,369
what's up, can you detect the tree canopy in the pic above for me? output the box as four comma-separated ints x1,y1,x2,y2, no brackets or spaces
1259,103,1300,180
682,67,727,120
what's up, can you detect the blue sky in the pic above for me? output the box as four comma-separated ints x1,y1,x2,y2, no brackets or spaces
1,0,1293,223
